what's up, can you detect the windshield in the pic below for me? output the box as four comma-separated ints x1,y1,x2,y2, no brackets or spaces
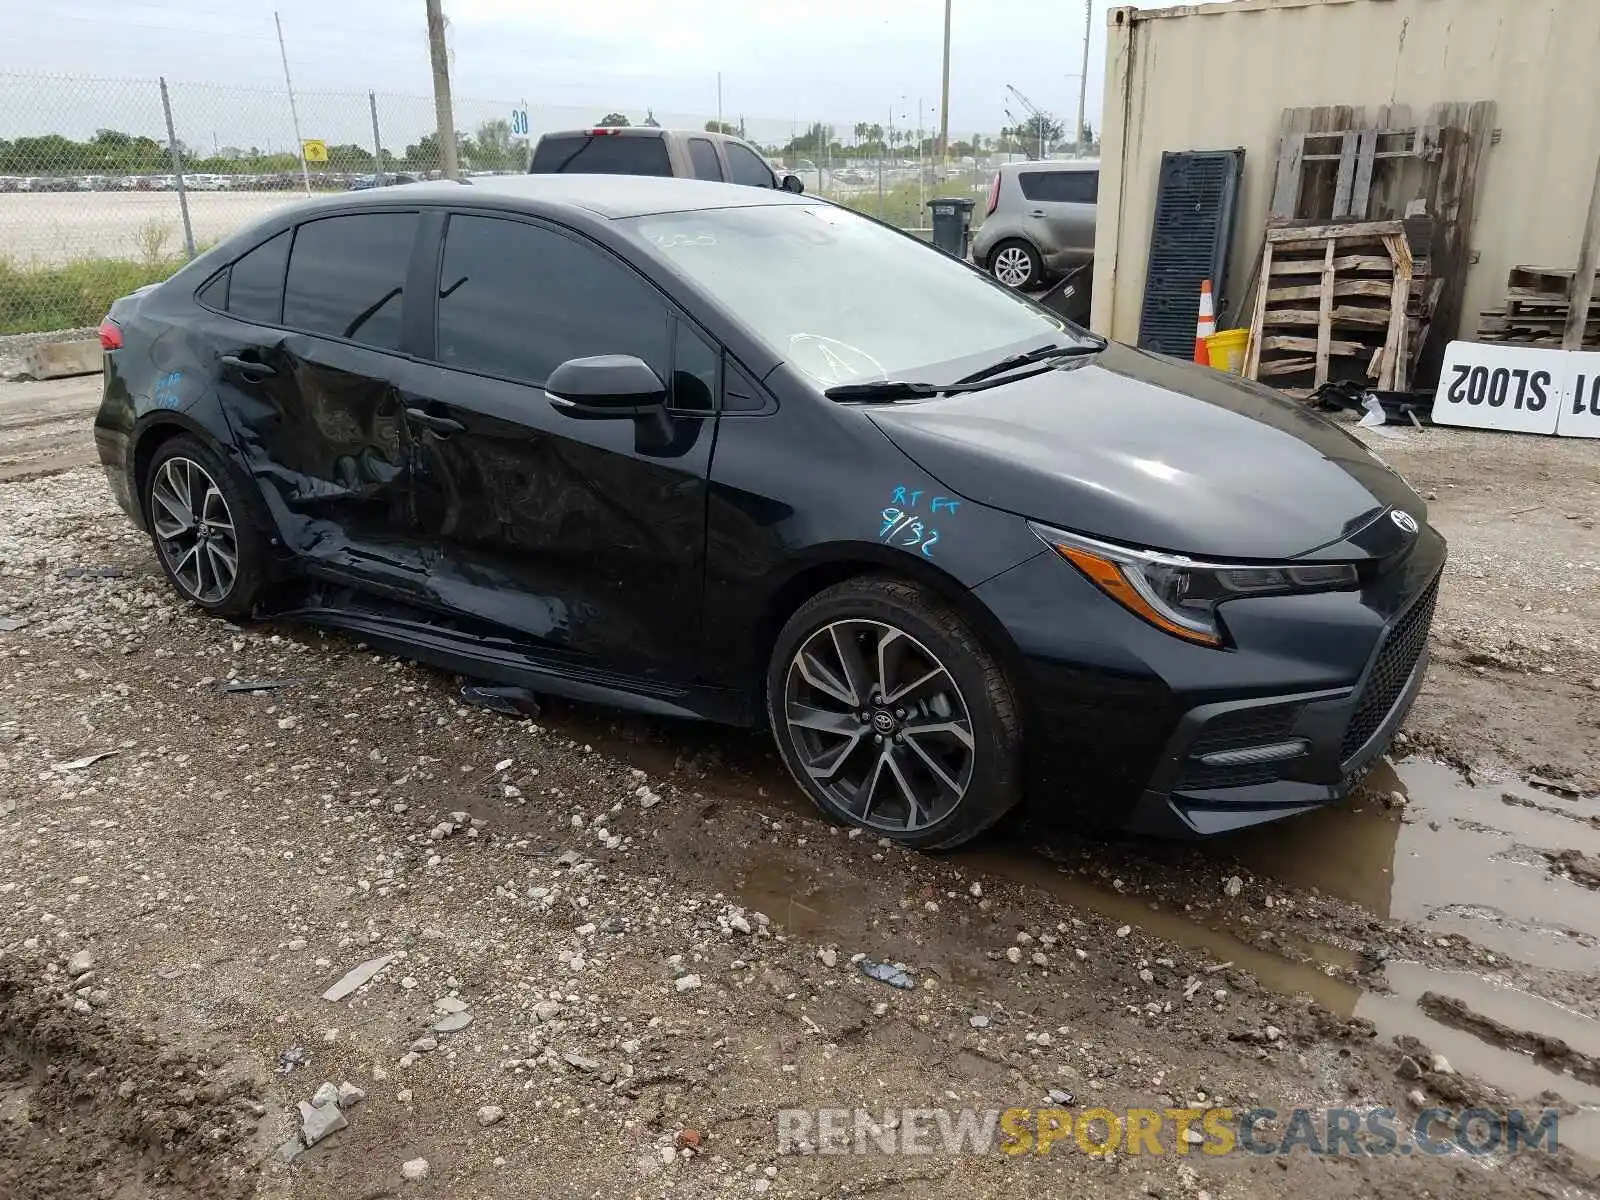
626,204,1090,387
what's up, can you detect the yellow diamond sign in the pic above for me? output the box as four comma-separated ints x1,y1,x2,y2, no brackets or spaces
302,139,329,163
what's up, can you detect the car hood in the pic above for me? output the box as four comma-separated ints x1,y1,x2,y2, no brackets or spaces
867,342,1423,561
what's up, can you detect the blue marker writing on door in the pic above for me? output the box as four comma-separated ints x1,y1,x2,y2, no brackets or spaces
880,485,960,557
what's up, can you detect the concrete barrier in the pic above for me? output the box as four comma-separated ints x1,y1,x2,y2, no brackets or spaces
22,339,102,380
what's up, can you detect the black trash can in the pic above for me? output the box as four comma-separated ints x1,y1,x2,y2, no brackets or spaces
926,196,976,258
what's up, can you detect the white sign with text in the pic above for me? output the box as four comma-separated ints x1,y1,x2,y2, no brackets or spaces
1432,342,1563,435
1433,341,1600,438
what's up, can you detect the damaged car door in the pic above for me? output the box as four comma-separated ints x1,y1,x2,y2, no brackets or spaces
400,210,715,683
215,209,425,592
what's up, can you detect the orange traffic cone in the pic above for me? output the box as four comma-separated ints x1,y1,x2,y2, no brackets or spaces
1194,279,1216,367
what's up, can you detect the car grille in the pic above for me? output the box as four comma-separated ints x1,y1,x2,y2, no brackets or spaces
1176,702,1305,791
1339,572,1441,761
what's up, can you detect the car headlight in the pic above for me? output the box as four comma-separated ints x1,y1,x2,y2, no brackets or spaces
1028,523,1359,647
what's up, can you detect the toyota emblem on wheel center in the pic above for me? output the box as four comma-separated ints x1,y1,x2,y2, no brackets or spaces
1389,509,1419,534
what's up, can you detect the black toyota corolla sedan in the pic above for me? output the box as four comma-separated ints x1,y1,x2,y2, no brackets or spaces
93,175,1444,847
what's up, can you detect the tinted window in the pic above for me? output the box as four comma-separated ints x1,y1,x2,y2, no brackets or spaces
196,268,228,312
687,138,723,182
1018,170,1098,204
436,214,669,385
671,320,718,412
282,213,416,349
724,142,774,188
226,230,290,323
529,134,673,177
723,357,768,413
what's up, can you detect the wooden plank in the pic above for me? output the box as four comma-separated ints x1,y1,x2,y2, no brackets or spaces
1263,334,1367,356
1271,253,1392,275
1263,307,1393,328
1268,279,1394,302
1351,127,1379,220
1332,131,1360,219
1266,219,1405,244
1315,238,1338,386
1258,356,1317,378
1244,240,1274,380
1270,130,1307,221
1380,232,1414,388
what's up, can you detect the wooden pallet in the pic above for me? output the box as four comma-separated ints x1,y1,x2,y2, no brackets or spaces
1244,221,1413,390
1476,264,1600,349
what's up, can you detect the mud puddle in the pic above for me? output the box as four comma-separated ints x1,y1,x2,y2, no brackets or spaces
1223,760,1600,974
526,699,1600,1151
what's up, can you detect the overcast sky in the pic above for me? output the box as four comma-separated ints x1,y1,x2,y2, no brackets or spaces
5,0,1120,147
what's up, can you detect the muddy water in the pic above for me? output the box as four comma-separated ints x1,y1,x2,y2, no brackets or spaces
539,701,1600,1154
1225,761,1600,974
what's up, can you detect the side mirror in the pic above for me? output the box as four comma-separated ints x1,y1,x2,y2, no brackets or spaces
546,355,667,418
780,173,805,194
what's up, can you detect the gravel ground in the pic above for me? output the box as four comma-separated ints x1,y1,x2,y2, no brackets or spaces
1,394,1598,1199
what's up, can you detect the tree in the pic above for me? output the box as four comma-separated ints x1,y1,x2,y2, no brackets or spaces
596,112,630,128
404,131,444,170
1011,113,1065,158
704,120,738,136
642,109,661,128
853,121,869,147
465,118,515,170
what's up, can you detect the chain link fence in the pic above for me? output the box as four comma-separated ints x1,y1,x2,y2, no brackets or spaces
2,70,1034,335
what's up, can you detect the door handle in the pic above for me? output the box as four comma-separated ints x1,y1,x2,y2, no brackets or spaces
405,406,466,436
1028,210,1047,218
219,354,275,380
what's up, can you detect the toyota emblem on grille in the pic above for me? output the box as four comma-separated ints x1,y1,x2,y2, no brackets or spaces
1389,509,1419,535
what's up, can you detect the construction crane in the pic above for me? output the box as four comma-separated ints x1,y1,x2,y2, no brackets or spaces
1005,84,1054,159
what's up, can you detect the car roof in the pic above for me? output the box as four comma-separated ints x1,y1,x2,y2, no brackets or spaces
273,174,818,220
1004,159,1101,174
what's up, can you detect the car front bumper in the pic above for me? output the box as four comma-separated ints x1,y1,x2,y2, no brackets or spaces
972,525,1447,837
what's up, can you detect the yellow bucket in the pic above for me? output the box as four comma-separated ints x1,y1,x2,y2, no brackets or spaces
1206,329,1250,374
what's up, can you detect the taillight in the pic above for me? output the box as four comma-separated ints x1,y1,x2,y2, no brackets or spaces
588,128,621,136
98,317,122,350
985,172,1001,217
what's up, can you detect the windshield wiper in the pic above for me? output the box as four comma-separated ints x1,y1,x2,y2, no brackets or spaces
953,341,1102,386
823,381,940,403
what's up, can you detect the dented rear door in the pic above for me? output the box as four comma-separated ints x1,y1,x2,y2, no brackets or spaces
216,209,427,592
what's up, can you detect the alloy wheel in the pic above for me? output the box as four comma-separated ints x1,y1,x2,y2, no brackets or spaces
992,246,1034,288
150,456,239,604
782,619,976,833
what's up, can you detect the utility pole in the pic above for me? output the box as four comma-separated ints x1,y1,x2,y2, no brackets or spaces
425,0,460,180
1077,0,1092,155
274,11,311,194
717,72,723,131
1565,147,1600,351
938,0,952,165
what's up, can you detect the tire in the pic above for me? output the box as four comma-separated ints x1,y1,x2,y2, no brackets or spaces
766,576,1021,850
989,239,1043,290
142,434,269,619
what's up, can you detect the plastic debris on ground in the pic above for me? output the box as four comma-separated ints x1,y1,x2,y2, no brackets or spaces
459,683,541,718
857,959,916,990
215,678,305,694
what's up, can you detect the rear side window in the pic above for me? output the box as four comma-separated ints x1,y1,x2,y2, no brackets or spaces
434,214,669,385
724,142,775,188
530,134,673,177
1018,171,1098,204
282,213,418,350
687,138,723,182
225,229,291,324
